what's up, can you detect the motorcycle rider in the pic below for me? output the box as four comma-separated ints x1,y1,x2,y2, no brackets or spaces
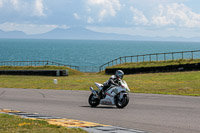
98,70,124,99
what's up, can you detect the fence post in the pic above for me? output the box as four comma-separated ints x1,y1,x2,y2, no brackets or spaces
143,55,144,62
156,54,158,61
191,51,193,59
99,66,102,72
164,53,166,61
149,55,151,62
172,53,174,60
182,52,184,59
120,57,122,64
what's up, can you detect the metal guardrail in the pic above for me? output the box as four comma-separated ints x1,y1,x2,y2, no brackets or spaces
0,60,100,73
99,50,200,72
0,60,79,71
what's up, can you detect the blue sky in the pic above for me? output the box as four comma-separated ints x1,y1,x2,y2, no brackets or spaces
0,0,200,38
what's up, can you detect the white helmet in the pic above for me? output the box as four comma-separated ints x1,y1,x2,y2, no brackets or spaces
115,70,124,79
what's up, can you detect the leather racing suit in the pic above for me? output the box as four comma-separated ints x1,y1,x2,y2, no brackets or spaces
99,75,120,98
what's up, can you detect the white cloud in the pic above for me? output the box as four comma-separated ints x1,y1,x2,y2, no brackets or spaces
99,9,107,20
130,6,148,25
33,0,46,16
0,0,47,17
87,17,94,23
73,13,81,20
87,0,121,21
152,3,200,28
87,7,91,12
10,0,20,10
11,0,18,6
0,0,3,8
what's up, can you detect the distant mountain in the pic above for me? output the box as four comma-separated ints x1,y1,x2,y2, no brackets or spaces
0,30,27,38
31,27,135,40
0,27,200,42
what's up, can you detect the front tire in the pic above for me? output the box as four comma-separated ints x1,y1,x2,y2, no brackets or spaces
115,93,129,108
88,93,100,107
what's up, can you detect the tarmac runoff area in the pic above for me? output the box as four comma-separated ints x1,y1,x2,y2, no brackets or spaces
0,108,147,133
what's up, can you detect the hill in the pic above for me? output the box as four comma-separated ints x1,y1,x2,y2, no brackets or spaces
0,30,27,38
32,27,135,40
0,27,200,42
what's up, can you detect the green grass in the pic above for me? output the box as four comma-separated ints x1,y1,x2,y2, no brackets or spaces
107,59,200,69
0,62,200,96
0,113,87,133
125,71,200,96
0,71,200,96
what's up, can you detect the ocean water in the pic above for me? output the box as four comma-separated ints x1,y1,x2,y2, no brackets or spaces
0,39,200,71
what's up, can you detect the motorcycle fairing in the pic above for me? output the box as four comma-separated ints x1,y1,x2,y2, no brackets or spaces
95,82,103,90
100,86,127,105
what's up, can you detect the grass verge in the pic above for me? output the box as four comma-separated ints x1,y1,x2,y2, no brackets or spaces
107,59,200,69
0,71,200,96
0,113,87,133
0,66,83,76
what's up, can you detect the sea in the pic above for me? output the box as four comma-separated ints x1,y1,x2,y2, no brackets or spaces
0,39,200,72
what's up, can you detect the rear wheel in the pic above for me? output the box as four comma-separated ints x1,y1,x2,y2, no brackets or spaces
88,93,100,107
115,93,129,108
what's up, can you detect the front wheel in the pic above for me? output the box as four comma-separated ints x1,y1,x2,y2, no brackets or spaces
88,93,100,107
115,93,129,108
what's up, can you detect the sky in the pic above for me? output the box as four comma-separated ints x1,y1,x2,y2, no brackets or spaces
0,0,200,38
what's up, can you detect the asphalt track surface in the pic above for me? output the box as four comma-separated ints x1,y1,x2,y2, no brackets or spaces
0,88,200,133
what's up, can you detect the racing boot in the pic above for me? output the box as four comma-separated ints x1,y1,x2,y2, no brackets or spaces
98,86,107,99
98,89,103,99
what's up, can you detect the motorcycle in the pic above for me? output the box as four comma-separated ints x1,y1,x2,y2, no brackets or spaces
88,79,130,108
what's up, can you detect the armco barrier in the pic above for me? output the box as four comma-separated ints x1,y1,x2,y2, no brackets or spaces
0,61,79,71
100,50,200,72
105,63,200,75
0,70,68,76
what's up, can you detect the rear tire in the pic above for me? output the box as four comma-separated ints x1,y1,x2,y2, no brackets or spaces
115,93,129,108
88,93,100,107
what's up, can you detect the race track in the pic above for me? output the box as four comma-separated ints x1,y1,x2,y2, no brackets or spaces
0,88,200,133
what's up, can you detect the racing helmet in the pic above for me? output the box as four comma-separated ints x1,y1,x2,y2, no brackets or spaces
115,70,124,79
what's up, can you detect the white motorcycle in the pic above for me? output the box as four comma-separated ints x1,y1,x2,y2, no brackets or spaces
88,79,130,108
